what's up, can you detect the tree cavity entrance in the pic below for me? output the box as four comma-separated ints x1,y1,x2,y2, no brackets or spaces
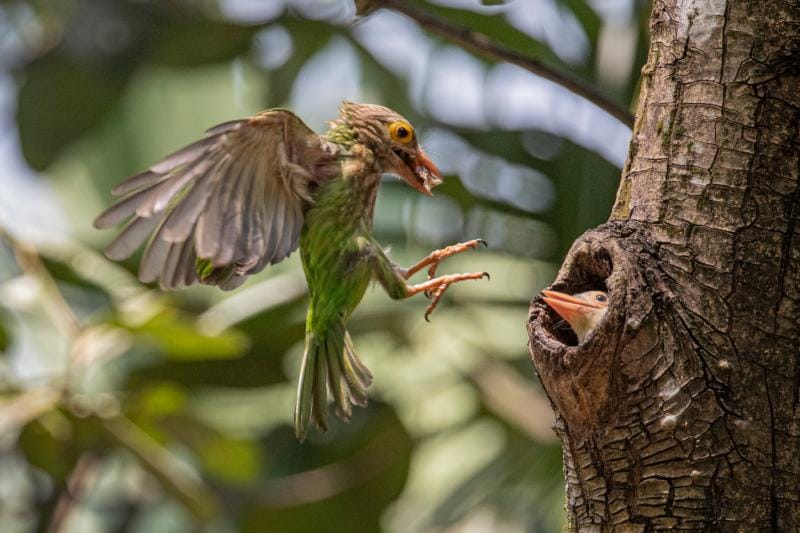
538,247,613,348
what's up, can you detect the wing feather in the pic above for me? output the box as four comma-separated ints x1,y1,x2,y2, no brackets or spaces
283,203,303,260
111,170,166,196
94,109,329,290
161,241,183,290
194,154,231,260
175,229,199,287
266,177,287,265
139,223,171,283
214,156,251,266
245,154,268,263
94,186,160,229
105,215,160,261
237,151,260,263
227,147,261,265
204,119,245,136
136,158,213,218
257,174,278,265
161,157,222,242
149,134,223,174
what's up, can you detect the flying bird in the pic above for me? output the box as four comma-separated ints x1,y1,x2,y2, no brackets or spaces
94,102,488,440
541,290,609,343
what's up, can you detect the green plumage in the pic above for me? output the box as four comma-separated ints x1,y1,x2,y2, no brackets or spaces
295,135,383,438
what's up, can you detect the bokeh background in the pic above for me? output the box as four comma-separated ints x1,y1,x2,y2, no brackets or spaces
0,0,649,531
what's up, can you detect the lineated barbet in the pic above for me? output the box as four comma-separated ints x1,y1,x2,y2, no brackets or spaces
541,290,609,343
94,102,488,440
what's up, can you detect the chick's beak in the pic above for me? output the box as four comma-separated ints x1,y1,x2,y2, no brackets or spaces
391,146,443,196
541,290,603,323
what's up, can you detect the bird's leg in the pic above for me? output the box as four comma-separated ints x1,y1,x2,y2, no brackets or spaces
406,271,490,321
401,239,487,280
400,239,486,298
369,239,489,320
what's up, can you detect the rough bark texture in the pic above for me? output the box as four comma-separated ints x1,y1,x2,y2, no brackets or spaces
528,1,800,530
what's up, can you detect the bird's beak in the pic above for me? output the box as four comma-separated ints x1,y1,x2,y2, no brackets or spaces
390,146,443,196
541,290,603,323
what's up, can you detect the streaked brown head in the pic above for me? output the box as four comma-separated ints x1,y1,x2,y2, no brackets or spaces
337,101,443,195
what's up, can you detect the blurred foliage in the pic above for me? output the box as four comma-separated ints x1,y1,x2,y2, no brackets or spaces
0,0,650,531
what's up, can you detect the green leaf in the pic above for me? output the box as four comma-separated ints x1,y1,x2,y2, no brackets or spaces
127,298,306,387
133,312,249,360
18,414,78,482
0,320,8,353
555,0,602,59
17,408,104,482
16,57,127,170
149,18,260,67
132,382,188,419
100,415,219,521
239,403,413,533
201,435,261,486
354,0,377,16
129,399,263,486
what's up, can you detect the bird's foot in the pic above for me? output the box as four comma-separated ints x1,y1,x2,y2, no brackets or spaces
422,239,486,298
402,238,486,288
406,271,490,321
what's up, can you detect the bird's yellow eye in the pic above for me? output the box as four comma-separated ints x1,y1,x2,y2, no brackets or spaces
389,121,414,144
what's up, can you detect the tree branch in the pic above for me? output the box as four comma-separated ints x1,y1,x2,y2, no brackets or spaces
9,238,81,339
45,454,99,533
99,416,219,521
367,0,635,127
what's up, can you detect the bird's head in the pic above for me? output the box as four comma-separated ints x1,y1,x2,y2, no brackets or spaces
336,101,443,195
541,290,609,343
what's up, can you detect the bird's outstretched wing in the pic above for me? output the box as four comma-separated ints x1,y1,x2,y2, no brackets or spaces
95,110,327,290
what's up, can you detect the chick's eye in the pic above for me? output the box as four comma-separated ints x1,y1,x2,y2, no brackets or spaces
596,294,607,303
389,121,414,144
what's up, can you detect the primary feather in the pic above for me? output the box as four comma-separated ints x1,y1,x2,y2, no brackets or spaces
95,110,329,289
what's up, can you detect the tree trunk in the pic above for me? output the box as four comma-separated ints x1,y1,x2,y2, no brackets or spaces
527,1,800,530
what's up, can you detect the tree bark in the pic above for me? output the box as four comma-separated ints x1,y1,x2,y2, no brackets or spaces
527,1,800,531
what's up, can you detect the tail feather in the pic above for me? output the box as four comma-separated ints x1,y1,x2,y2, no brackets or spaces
312,342,330,432
345,332,373,391
294,338,317,439
294,324,373,441
341,347,369,406
326,336,352,420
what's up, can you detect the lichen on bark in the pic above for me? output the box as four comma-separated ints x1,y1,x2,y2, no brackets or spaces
528,0,800,530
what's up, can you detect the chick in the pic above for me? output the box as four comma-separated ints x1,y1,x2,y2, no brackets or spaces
541,290,609,343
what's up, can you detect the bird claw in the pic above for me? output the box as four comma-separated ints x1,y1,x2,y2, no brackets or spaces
406,240,489,322
426,263,438,283
424,296,441,322
427,239,486,281
459,239,487,252
416,270,490,321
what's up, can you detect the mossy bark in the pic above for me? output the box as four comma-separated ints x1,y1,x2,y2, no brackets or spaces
528,0,800,530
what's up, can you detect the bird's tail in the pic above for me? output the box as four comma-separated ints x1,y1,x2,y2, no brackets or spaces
294,321,373,441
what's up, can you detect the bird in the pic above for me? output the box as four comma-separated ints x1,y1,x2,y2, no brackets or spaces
541,290,609,343
94,101,489,440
